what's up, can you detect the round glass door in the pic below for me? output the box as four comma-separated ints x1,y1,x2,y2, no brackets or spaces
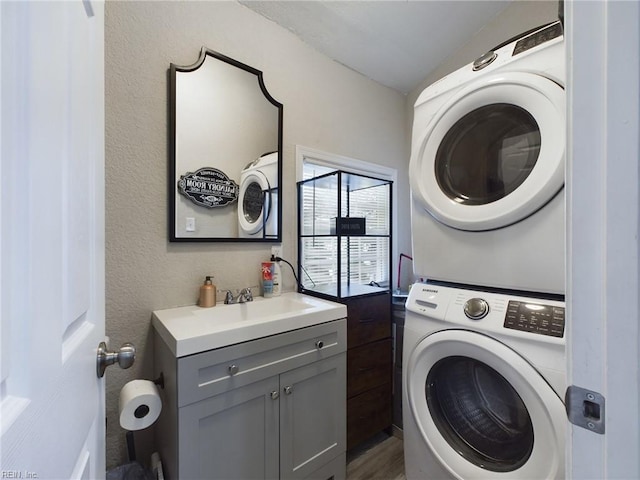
426,356,534,472
238,172,271,235
436,104,540,206
409,72,564,231
242,182,266,224
406,329,566,479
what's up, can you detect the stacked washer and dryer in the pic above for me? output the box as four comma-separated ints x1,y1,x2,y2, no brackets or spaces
404,22,568,479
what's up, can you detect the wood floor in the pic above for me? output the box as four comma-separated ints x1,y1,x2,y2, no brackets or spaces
346,433,406,480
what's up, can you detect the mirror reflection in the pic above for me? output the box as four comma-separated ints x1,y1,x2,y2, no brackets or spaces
170,48,283,242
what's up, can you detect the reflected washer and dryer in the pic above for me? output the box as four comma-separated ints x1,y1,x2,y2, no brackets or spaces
238,152,278,238
409,22,565,294
402,282,566,479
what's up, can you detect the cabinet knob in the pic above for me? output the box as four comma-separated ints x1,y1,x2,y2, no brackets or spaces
228,364,239,375
315,340,324,349
270,390,279,400
283,385,293,395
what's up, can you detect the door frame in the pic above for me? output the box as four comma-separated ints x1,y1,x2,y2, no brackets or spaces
566,1,640,477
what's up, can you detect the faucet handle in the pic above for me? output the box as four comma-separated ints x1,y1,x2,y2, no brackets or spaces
224,290,234,304
242,287,253,301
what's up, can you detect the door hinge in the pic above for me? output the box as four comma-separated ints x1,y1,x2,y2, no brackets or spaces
565,385,605,434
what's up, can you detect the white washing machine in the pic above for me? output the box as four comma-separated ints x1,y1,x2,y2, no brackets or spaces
409,22,565,294
403,282,566,479
238,152,278,238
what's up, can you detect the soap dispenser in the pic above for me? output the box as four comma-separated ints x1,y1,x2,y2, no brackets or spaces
199,276,216,308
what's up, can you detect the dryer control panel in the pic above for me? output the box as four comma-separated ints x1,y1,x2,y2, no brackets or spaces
513,22,563,56
504,300,565,338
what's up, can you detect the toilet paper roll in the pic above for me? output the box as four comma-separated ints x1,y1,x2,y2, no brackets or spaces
119,379,162,431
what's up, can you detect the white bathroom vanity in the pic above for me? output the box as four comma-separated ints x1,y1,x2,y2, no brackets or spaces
152,293,347,480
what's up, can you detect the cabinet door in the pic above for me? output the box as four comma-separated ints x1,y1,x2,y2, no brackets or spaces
179,376,280,480
280,353,347,480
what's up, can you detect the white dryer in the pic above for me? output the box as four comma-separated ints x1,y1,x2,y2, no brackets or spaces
238,152,278,238
409,22,565,294
403,282,566,479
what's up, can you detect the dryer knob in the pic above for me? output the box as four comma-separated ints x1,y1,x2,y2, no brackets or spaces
464,298,489,320
472,51,497,71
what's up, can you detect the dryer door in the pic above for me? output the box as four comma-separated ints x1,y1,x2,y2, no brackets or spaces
409,72,564,231
238,170,272,236
406,329,565,479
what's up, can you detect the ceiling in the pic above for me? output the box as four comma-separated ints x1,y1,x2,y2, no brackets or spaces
240,1,512,94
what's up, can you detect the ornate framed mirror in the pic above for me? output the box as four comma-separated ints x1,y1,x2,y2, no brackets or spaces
169,48,283,242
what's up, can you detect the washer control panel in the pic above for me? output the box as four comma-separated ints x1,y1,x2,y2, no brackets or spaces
504,300,565,338
406,283,565,342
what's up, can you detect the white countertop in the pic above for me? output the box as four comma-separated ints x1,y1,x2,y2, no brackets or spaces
152,292,347,357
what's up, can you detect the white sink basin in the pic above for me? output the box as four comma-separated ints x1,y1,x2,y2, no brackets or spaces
152,292,347,357
192,295,313,321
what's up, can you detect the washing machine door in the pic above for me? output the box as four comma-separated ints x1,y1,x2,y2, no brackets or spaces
406,329,565,479
238,170,272,236
410,72,564,231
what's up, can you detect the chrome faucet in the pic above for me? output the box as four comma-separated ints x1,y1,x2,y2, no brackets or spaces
224,287,253,304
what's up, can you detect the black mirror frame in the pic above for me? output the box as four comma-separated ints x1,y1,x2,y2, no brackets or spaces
169,47,283,243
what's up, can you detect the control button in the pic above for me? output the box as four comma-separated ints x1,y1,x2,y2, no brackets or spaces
472,51,497,71
464,298,489,320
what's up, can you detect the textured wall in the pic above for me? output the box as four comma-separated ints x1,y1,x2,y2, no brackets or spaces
104,1,406,469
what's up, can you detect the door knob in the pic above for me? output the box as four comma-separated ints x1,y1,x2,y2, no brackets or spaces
96,341,136,378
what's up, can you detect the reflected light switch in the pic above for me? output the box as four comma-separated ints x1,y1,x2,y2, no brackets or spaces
186,217,196,232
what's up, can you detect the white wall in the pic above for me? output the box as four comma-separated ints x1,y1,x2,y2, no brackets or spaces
105,1,406,468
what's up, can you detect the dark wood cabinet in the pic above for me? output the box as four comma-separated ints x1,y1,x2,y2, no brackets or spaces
344,293,392,450
347,383,393,449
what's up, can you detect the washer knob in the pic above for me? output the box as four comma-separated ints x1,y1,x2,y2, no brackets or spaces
464,298,489,320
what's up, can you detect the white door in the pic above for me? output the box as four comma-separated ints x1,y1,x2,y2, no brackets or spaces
566,0,640,478
1,1,106,478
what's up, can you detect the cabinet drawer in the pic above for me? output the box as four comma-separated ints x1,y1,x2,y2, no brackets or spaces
177,319,346,407
346,382,392,450
346,294,391,348
347,339,392,398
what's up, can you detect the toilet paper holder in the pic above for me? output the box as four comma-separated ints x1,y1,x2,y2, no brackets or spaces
96,341,136,378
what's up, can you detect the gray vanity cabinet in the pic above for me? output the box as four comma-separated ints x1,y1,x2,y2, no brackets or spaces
154,319,347,480
279,354,346,479
178,375,280,479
